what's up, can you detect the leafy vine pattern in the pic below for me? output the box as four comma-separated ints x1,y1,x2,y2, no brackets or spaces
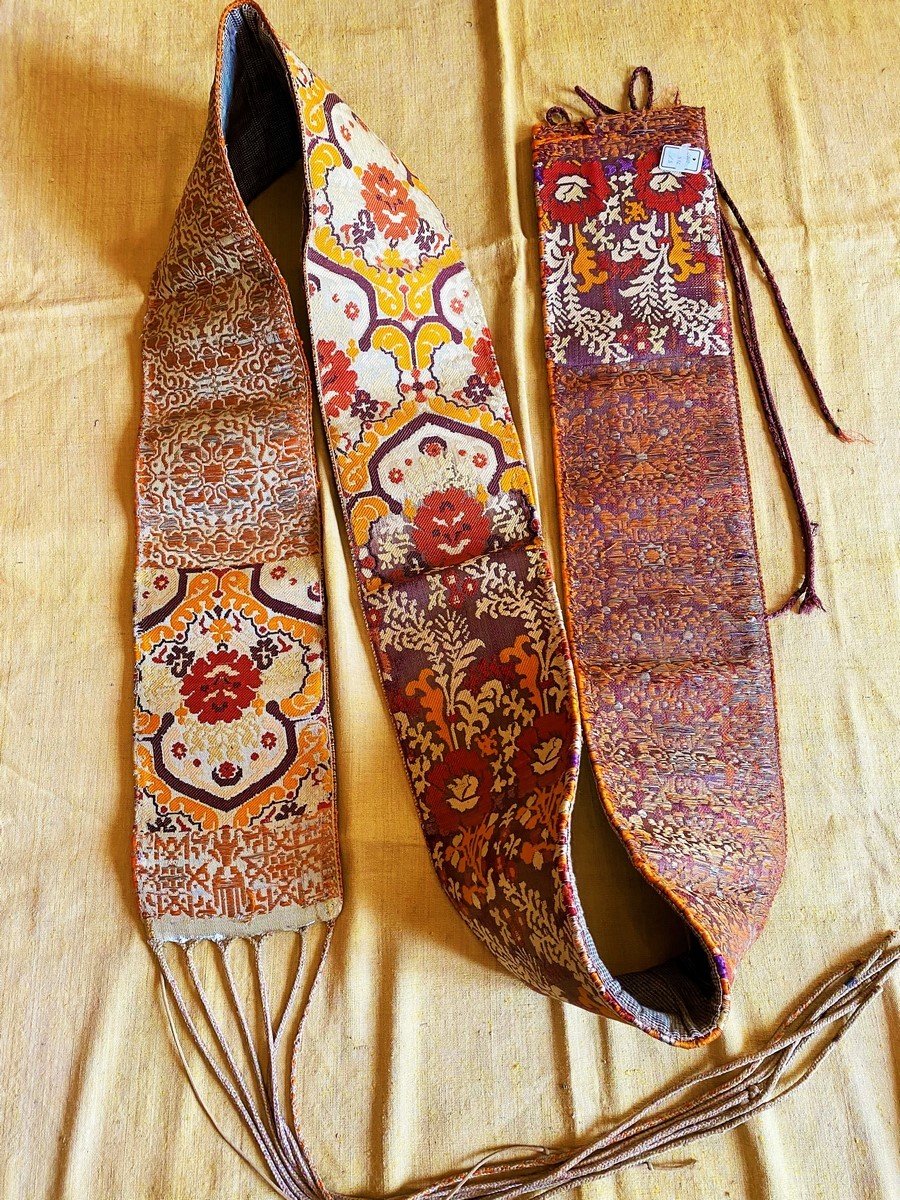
535,138,729,366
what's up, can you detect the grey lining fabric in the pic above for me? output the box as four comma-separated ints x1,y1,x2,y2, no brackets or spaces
573,873,722,1039
220,6,300,204
620,948,722,1033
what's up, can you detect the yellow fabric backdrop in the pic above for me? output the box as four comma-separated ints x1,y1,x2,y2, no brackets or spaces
1,0,898,1196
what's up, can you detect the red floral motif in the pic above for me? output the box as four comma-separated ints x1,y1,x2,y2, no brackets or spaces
399,369,438,403
539,159,611,224
426,748,494,836
317,339,358,418
411,487,492,566
472,330,501,388
512,712,570,795
466,653,518,695
180,649,262,724
360,164,418,241
530,102,785,1026
444,569,481,609
633,149,706,214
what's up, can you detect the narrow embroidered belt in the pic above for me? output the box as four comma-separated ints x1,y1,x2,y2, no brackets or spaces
532,86,788,1009
134,0,785,1050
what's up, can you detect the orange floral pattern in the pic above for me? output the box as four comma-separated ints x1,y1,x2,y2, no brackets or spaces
133,559,341,937
360,164,419,241
287,46,752,1039
135,52,342,938
534,113,729,366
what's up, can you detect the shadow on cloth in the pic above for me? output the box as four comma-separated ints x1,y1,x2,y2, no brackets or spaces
12,45,206,932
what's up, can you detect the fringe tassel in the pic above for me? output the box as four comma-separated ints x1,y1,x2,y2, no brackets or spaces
156,924,334,1200
155,929,897,1200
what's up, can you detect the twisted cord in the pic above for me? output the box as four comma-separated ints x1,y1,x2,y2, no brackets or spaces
157,929,897,1200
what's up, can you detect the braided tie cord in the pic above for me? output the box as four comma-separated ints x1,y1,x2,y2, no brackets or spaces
157,930,898,1200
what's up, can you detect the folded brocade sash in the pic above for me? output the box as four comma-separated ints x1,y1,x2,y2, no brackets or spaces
136,0,770,1051
132,5,895,1196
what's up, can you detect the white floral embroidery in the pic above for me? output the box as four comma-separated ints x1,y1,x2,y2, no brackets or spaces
619,247,728,356
542,226,628,365
540,154,729,364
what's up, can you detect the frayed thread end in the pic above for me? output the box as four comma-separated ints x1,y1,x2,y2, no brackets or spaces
798,588,826,615
836,427,872,446
766,581,826,619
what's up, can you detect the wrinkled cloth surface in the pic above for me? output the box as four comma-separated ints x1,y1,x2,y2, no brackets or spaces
1,1,897,1197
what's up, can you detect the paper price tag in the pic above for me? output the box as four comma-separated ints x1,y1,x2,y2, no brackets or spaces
659,143,704,174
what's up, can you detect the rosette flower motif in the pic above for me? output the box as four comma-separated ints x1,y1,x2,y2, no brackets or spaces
426,748,494,835
179,649,262,724
411,486,493,566
360,163,419,241
539,159,611,224
633,149,706,214
512,712,571,794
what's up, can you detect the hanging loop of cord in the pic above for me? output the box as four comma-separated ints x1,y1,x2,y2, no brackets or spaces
628,65,654,111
